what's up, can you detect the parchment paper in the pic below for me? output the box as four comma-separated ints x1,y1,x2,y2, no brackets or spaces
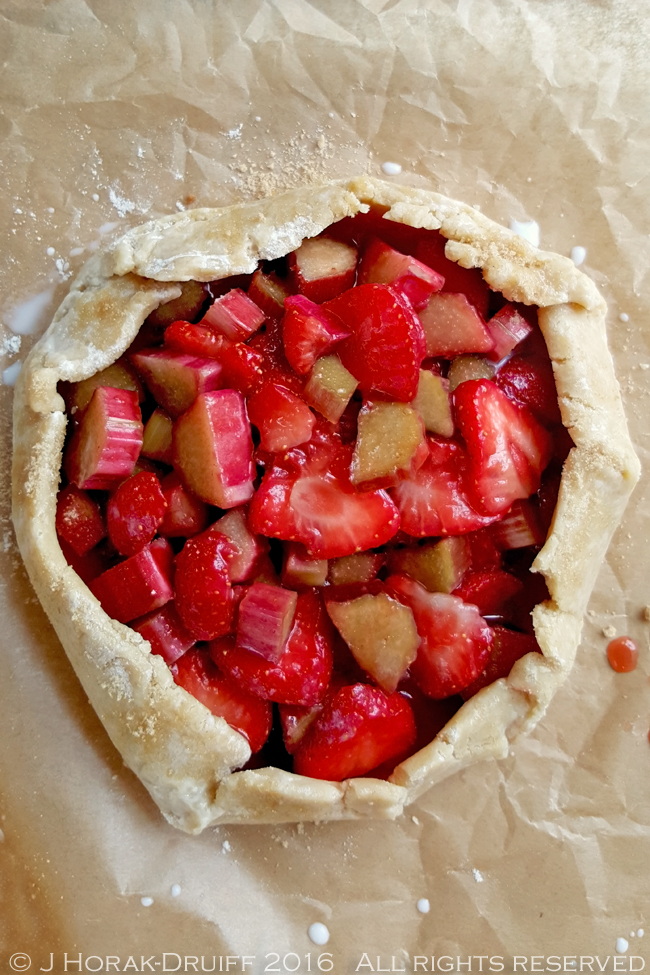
2,1,649,968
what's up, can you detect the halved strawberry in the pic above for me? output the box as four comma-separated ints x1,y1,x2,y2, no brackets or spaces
131,601,196,664
248,317,304,395
282,295,350,376
358,237,444,309
386,574,493,699
460,627,541,700
171,648,272,752
452,568,524,618
173,526,236,640
158,470,209,539
325,284,426,402
495,353,562,426
164,320,231,359
217,343,264,395
247,382,316,453
391,438,499,537
292,683,417,781
249,428,400,559
89,538,174,624
455,379,553,517
106,470,168,557
210,592,334,707
56,484,106,556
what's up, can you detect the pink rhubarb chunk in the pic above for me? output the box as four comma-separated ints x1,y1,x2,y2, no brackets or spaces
64,386,143,490
237,583,298,662
201,289,266,341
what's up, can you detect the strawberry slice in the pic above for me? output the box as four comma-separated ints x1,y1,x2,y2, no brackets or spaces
158,470,209,539
282,295,350,375
164,320,231,359
455,379,553,517
106,471,168,557
325,283,426,402
495,353,562,426
210,592,334,707
452,568,524,618
249,428,400,559
131,601,196,664
173,526,236,640
89,538,174,624
247,382,316,452
171,648,272,753
248,317,304,395
292,683,417,781
391,438,499,537
357,237,445,309
460,627,542,700
386,574,493,699
56,485,106,556
217,343,264,395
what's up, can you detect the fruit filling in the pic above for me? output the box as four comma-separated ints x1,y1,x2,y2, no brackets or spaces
56,209,570,782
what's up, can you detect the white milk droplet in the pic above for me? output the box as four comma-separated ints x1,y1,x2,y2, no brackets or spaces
616,938,629,954
171,884,181,897
7,289,55,335
381,161,402,176
141,896,154,907
0,827,5,842
70,247,84,257
638,929,644,938
509,219,540,248
416,898,430,914
571,246,586,266
46,246,56,257
222,840,231,853
620,312,629,322
2,361,22,386
472,868,484,883
308,922,330,946
254,116,261,122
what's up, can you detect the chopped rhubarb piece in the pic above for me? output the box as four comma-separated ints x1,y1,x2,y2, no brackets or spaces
106,471,168,557
249,431,400,559
211,591,333,706
64,387,144,491
146,281,210,328
56,485,106,556
391,438,499,537
418,292,494,357
326,591,419,693
173,527,235,640
130,349,223,418
358,237,445,309
89,539,174,623
131,602,196,664
59,358,144,416
386,575,493,699
201,288,266,341
158,470,209,539
281,542,329,588
414,236,491,317
447,354,495,393
218,343,264,395
455,379,553,517
452,568,524,618
172,648,272,752
495,353,562,426
141,408,173,465
303,355,358,424
292,683,417,781
282,295,350,375
328,551,384,586
247,269,292,320
325,284,426,402
351,401,426,489
485,303,533,361
237,583,298,662
59,537,112,586
212,508,269,583
387,536,470,594
491,498,546,550
289,237,358,303
412,369,454,437
164,319,231,359
279,674,348,754
461,627,541,700
247,382,316,453
173,389,254,508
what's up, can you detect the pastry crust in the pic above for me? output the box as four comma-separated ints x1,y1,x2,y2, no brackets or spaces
12,177,640,833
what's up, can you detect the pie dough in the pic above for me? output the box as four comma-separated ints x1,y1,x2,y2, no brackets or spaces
12,176,640,833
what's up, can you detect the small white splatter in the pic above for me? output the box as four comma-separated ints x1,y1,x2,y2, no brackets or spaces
227,123,243,140
7,288,55,335
2,335,21,355
472,869,484,883
46,246,56,256
631,932,636,938
108,187,136,217
416,898,430,914
308,922,330,946
92,193,100,202
99,221,120,235
141,896,154,907
381,161,402,176
616,938,629,954
411,816,420,826
47,207,55,214
509,219,540,248
69,247,84,257
2,361,22,386
222,840,231,853
171,884,181,897
638,929,644,938
571,246,587,266
254,116,261,122
619,312,629,322
14,208,22,214
0,827,5,842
